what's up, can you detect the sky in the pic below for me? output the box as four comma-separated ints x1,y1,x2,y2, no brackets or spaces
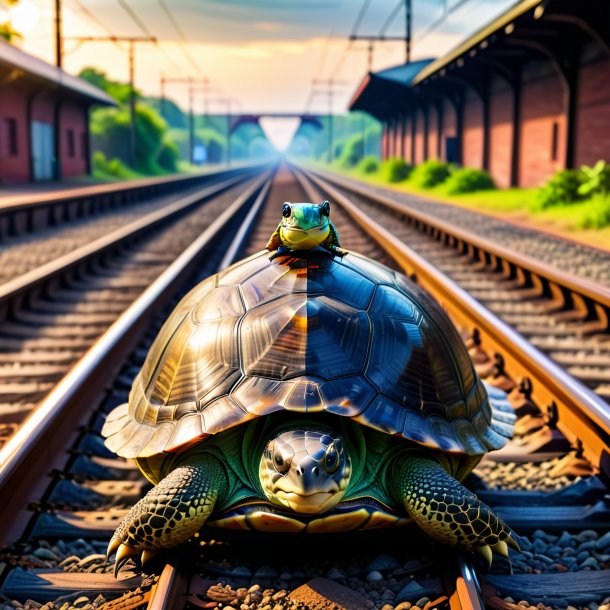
7,0,521,115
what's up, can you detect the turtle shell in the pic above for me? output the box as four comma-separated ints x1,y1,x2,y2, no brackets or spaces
102,250,514,460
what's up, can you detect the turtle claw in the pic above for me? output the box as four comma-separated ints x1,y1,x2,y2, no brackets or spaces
507,534,521,552
114,544,139,577
475,544,493,569
106,537,120,560
141,549,158,566
492,540,509,558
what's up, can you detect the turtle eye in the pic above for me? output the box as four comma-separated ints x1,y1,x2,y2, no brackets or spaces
273,450,291,475
282,203,292,218
324,444,340,474
321,201,330,217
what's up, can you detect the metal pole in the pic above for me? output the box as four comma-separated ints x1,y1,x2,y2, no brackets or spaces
129,41,136,166
329,81,334,163
160,77,166,117
54,0,63,68
188,86,194,165
405,0,412,64
227,100,232,167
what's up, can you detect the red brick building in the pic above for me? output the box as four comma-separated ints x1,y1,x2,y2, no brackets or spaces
350,0,610,188
0,40,115,184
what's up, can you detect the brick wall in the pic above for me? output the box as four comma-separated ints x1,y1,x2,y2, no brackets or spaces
519,60,565,187
60,102,88,178
427,105,439,160
404,116,413,163
414,109,425,164
463,88,484,169
441,99,457,161
0,86,30,183
489,76,514,188
576,46,610,167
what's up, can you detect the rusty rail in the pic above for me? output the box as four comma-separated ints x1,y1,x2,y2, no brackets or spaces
0,172,255,323
0,164,262,240
0,171,272,546
299,168,610,479
305,166,610,327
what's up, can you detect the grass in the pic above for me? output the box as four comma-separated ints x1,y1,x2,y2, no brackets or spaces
306,159,610,251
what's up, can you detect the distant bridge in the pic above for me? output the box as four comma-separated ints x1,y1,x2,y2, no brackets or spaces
228,113,324,135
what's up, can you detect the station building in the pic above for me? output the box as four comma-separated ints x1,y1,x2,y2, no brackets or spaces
0,40,115,184
350,0,610,188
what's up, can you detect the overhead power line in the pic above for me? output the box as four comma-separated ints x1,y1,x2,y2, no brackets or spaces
156,0,205,76
115,0,185,75
418,0,472,42
380,0,403,37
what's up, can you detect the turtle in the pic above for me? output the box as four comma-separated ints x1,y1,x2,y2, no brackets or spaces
102,201,519,575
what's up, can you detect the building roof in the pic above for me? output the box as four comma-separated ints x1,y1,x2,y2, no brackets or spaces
0,40,116,106
412,0,543,85
349,59,434,120
375,59,436,86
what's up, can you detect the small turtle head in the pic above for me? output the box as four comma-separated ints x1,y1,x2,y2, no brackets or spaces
260,429,351,515
279,201,331,250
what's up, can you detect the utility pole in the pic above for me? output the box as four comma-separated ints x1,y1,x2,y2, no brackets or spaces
54,0,63,68
405,0,412,64
208,98,233,166
67,36,156,166
160,77,198,164
312,79,349,163
349,0,413,65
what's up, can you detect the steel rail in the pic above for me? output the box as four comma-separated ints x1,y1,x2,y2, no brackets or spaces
0,171,256,321
143,176,273,610
304,166,610,319
299,168,610,480
0,170,272,546
0,165,256,214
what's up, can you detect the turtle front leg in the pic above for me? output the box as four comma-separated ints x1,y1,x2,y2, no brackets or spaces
107,453,226,574
389,456,519,568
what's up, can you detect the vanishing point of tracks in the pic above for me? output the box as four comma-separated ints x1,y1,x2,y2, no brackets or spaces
0,164,608,610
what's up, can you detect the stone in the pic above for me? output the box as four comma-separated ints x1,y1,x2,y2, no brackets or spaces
367,553,402,573
366,571,384,582
596,532,610,550
254,566,278,579
288,577,370,610
32,548,58,561
396,581,440,604
327,568,346,580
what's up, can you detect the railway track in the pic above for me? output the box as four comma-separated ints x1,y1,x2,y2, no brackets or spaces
0,168,264,449
0,165,608,610
298,166,610,475
0,167,256,243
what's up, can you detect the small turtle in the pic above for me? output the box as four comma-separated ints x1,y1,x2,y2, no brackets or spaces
103,201,518,574
266,200,347,256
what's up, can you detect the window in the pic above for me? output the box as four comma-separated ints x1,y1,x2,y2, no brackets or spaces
551,121,559,161
67,128,75,158
4,118,18,156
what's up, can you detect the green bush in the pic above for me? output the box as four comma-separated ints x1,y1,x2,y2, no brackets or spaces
444,168,495,194
381,158,412,183
409,160,452,188
336,134,365,168
578,161,610,197
92,151,140,179
357,156,380,174
575,194,610,229
157,135,180,172
536,169,584,209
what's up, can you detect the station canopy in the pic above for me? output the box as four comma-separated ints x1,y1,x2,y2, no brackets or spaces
349,59,435,122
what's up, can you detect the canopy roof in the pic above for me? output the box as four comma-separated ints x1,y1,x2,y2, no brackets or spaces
0,40,116,106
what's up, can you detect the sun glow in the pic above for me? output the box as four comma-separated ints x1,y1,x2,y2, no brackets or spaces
10,1,39,34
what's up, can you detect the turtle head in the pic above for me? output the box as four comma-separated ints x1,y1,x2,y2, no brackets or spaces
278,202,331,250
259,429,351,515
